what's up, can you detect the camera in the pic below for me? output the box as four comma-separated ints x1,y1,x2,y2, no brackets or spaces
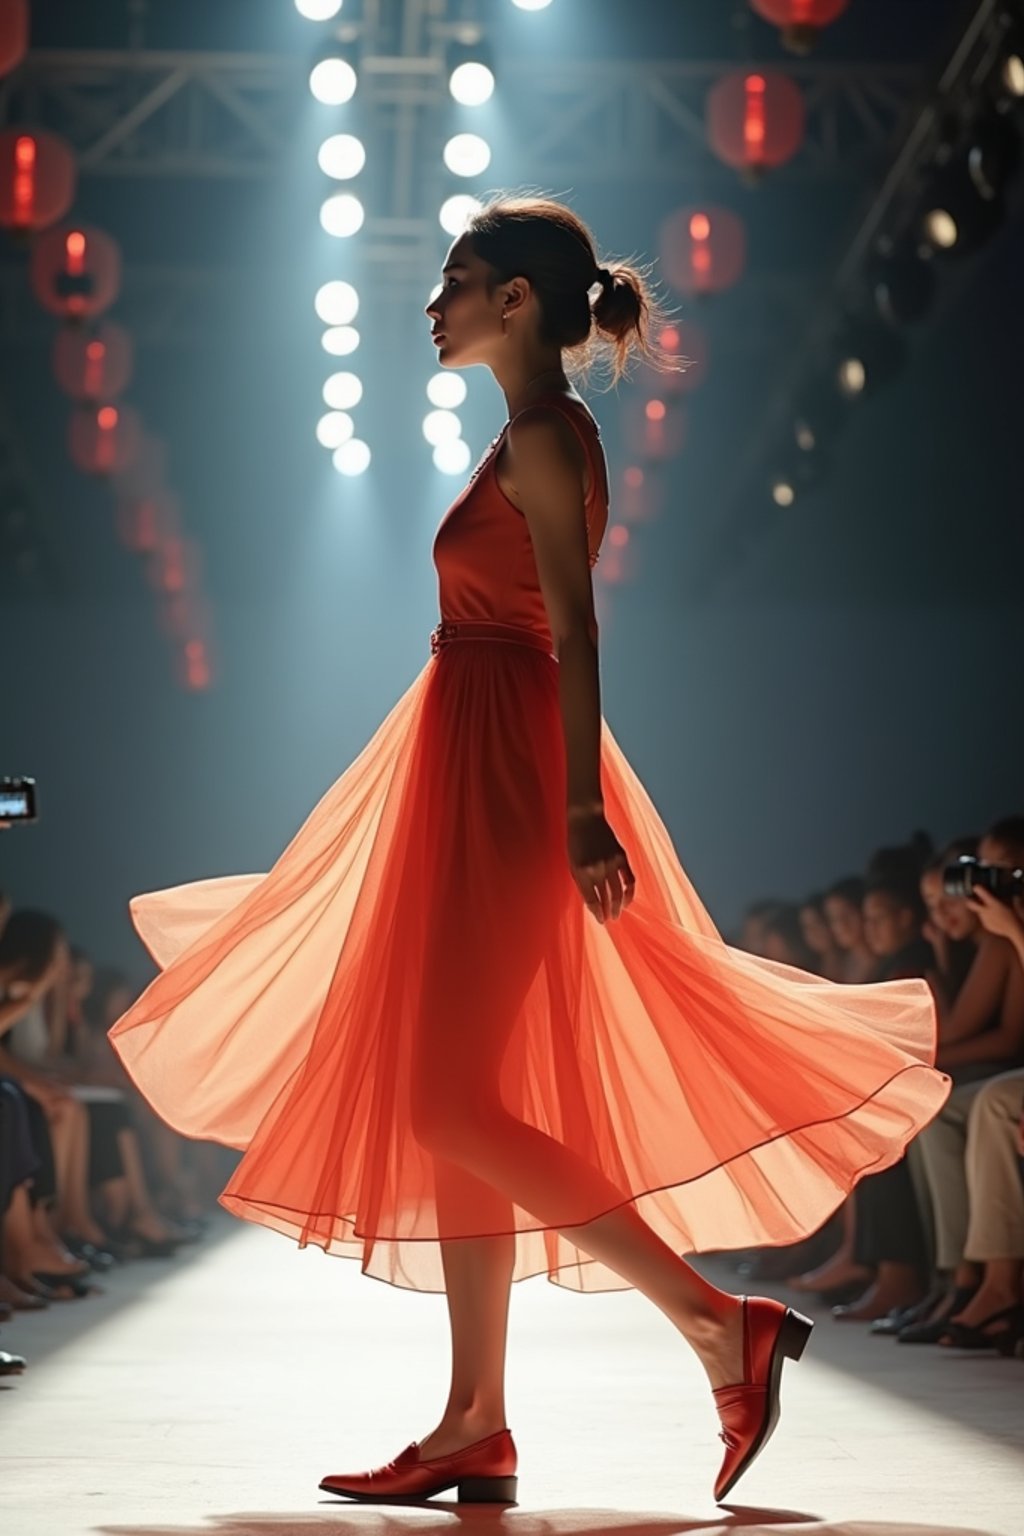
943,855,1024,902
0,776,37,823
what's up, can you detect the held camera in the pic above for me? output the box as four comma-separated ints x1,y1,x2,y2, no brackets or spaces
0,776,37,823
943,855,1024,903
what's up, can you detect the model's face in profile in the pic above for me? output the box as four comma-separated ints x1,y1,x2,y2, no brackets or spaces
425,235,518,370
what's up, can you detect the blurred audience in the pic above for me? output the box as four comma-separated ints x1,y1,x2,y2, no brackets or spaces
0,853,237,1380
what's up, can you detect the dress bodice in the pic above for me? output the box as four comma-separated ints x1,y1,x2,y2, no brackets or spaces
431,393,609,648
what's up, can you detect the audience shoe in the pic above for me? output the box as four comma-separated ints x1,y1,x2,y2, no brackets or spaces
897,1284,980,1344
939,1303,1024,1357
712,1295,814,1504
320,1427,519,1504
869,1284,947,1336
62,1234,117,1271
0,1349,27,1376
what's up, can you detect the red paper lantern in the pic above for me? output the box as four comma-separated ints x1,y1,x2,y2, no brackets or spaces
0,0,28,77
53,320,134,402
660,206,746,298
116,489,181,555
31,224,121,321
147,534,202,598
68,402,141,476
624,396,688,461
749,0,849,55
707,71,805,177
0,129,76,233
636,320,709,395
111,430,169,502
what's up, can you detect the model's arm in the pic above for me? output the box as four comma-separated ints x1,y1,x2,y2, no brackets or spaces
505,411,602,813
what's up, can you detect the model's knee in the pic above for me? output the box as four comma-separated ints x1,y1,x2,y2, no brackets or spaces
410,1088,496,1161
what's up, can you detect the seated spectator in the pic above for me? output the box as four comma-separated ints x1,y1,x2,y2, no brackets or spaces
823,876,877,983
798,893,847,981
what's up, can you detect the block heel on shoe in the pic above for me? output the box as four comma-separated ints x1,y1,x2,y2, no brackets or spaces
457,1475,518,1503
712,1295,814,1505
320,1427,518,1504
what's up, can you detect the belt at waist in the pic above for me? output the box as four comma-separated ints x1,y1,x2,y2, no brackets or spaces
430,620,556,659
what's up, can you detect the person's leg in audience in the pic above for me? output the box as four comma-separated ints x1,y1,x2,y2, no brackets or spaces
51,1096,108,1246
914,1071,997,1322
787,1194,871,1294
944,1068,1024,1337
833,1157,929,1319
94,1122,184,1242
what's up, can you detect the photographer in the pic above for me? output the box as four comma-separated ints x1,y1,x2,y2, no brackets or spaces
907,817,1024,1346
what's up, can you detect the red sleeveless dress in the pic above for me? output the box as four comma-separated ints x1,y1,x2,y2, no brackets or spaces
108,393,951,1292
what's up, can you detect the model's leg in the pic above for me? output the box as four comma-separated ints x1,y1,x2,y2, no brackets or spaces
417,1160,515,1461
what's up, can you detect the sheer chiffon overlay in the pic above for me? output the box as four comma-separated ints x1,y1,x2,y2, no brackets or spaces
109,396,951,1292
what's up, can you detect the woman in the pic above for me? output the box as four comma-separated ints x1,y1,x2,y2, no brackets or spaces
107,195,950,1505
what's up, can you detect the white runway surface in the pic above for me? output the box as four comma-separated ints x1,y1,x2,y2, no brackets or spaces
2,1214,1020,1535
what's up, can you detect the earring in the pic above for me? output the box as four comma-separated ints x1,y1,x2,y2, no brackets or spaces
502,307,509,335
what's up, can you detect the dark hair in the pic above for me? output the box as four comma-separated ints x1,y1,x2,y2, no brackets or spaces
0,909,62,985
799,891,828,917
825,876,866,908
466,191,681,388
984,815,1024,863
759,903,818,969
866,830,934,885
864,875,925,921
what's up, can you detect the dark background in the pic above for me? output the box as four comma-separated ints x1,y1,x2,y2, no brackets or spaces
2,0,1022,977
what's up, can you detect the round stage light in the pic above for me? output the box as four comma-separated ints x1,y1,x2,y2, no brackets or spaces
333,439,371,476
314,280,359,325
318,134,366,180
320,192,365,237
443,133,491,177
439,194,482,236
427,373,467,409
450,62,495,106
316,411,355,449
310,58,357,105
511,0,554,9
322,325,360,355
836,357,866,398
323,371,363,410
772,477,795,508
434,440,472,475
295,0,343,18
423,409,462,446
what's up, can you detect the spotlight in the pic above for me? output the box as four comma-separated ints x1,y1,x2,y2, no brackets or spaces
322,325,360,355
318,134,366,180
310,49,358,105
511,0,554,9
448,42,496,106
323,371,363,410
831,320,906,399
869,250,936,327
295,0,343,18
997,20,1024,102
443,133,492,177
423,410,462,446
315,280,359,325
771,477,796,508
320,193,364,238
439,194,482,236
427,373,467,409
918,162,1003,256
434,440,472,475
333,439,371,476
316,411,354,449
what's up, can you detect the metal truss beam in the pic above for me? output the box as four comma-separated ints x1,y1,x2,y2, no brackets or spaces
0,49,919,186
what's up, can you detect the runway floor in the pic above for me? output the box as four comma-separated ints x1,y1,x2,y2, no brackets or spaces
2,1213,1020,1536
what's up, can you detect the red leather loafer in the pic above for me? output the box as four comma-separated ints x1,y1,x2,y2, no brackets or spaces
320,1426,518,1504
712,1294,813,1503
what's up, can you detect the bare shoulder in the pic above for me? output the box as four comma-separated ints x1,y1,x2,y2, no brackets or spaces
505,401,587,483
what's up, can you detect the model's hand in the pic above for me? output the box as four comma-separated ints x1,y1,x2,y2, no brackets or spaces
567,810,635,924
966,886,1024,941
